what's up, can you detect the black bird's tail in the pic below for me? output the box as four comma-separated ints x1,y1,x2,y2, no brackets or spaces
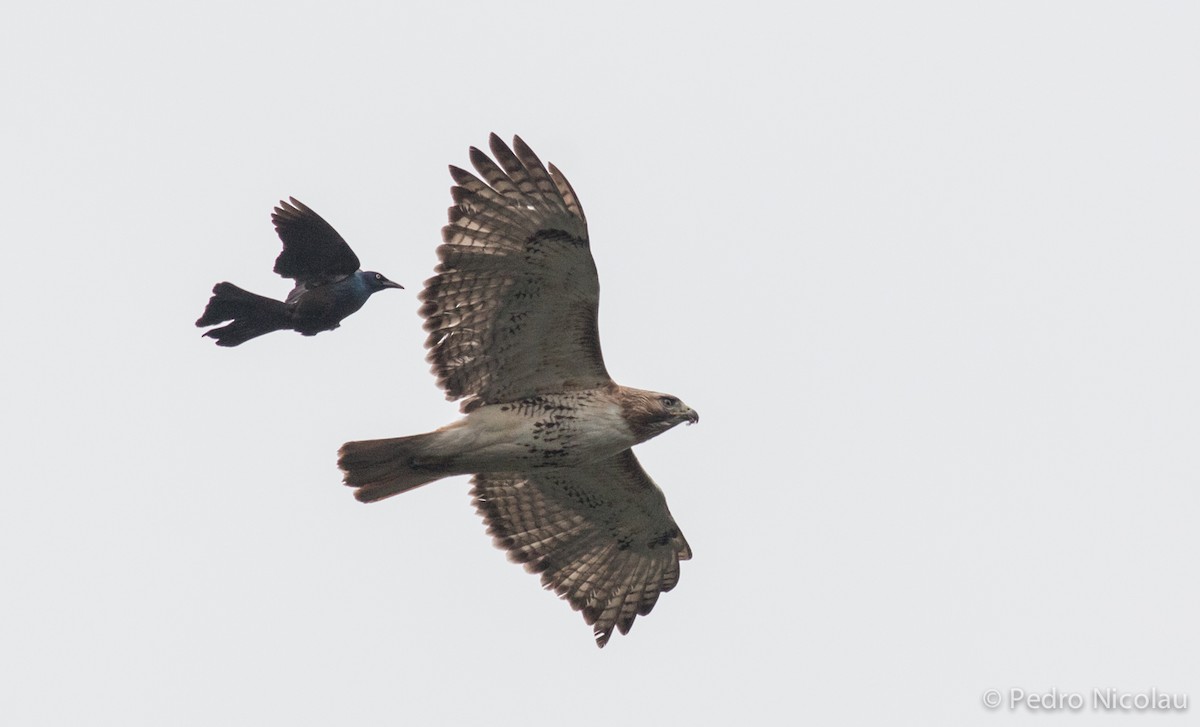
196,282,292,347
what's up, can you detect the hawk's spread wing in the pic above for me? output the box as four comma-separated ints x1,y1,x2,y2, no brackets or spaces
271,197,361,283
421,134,612,411
471,449,692,647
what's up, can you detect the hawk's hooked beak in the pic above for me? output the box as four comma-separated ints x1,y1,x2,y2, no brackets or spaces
684,408,699,425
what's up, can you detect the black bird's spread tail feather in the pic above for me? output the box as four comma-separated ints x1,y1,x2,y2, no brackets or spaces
339,432,456,502
195,282,292,347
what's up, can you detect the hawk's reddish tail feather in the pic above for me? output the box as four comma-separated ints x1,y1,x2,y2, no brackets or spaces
338,433,454,503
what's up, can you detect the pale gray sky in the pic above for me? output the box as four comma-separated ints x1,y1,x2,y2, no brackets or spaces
3,2,1198,725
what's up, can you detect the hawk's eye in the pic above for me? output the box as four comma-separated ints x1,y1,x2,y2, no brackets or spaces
659,396,677,408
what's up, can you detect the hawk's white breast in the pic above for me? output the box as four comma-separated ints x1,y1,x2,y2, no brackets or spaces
431,389,636,474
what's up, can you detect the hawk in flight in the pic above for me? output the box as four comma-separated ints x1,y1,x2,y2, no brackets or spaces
338,134,697,647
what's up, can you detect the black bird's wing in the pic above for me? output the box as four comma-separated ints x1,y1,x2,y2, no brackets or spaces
271,198,361,284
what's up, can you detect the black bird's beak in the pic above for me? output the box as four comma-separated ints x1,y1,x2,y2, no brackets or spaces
383,279,404,290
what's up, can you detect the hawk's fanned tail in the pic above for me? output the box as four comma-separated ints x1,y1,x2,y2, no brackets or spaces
339,432,457,502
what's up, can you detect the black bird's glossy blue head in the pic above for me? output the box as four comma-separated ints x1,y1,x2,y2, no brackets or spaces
360,271,404,293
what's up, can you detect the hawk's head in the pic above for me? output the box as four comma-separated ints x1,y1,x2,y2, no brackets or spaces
618,387,699,443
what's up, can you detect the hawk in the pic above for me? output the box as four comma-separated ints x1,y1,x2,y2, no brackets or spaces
338,134,697,647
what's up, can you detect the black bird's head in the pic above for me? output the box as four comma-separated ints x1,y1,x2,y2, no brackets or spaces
361,271,405,293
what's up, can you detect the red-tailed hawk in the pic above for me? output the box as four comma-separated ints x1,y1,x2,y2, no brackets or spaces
338,134,697,647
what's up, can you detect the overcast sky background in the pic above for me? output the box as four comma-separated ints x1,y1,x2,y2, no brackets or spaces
3,2,1198,725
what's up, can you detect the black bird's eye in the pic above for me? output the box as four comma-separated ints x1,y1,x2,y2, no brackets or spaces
375,273,383,281
659,396,677,407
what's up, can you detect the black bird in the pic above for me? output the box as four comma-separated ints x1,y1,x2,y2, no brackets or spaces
197,198,403,346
